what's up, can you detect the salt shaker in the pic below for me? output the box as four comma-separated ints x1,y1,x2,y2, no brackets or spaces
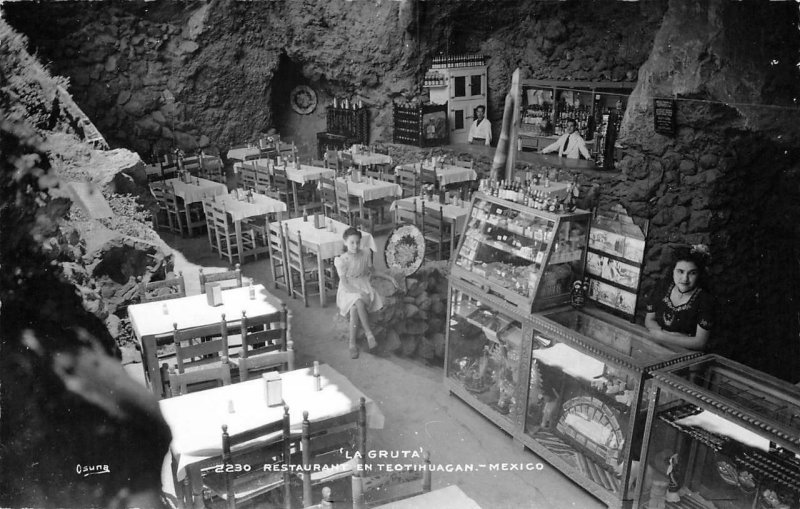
313,361,321,391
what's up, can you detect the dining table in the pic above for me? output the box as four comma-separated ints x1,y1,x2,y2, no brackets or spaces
215,191,287,262
390,195,471,252
278,216,377,307
347,151,393,169
160,363,385,505
164,176,229,236
371,485,483,509
128,284,283,397
400,161,479,187
237,159,337,215
226,146,262,163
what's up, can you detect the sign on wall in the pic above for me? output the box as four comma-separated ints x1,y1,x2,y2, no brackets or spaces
653,98,676,136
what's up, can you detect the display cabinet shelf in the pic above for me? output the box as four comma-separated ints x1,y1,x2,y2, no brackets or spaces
637,355,800,509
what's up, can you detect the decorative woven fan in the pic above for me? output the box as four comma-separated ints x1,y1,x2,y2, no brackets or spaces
384,224,425,276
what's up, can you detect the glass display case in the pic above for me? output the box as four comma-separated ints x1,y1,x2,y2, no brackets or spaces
451,192,591,313
520,306,701,508
635,355,800,509
445,282,531,434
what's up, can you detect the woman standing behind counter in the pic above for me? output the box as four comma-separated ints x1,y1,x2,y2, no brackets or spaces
645,245,714,351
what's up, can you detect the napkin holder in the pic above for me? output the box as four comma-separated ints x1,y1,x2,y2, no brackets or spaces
263,372,283,407
205,283,223,306
314,213,326,229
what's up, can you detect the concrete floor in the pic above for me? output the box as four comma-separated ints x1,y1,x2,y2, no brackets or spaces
129,228,606,509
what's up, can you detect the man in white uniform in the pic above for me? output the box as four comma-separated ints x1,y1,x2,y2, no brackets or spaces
541,118,591,159
468,105,492,146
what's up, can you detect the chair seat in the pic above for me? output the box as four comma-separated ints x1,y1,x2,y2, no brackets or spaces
203,468,285,504
296,455,358,485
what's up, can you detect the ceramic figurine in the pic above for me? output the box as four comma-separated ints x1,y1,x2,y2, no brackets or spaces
666,453,682,503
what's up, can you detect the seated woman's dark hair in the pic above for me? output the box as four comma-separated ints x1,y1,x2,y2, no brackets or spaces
671,244,711,280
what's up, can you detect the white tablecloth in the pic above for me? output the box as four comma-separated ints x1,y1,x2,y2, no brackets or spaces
373,485,483,509
165,177,228,204
160,364,385,479
349,152,393,167
390,196,471,232
337,177,401,202
216,192,287,222
129,285,280,340
420,162,478,186
238,159,336,185
279,216,377,260
226,147,261,162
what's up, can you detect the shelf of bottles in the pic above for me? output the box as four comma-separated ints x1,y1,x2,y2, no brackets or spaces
423,71,447,88
452,192,590,313
554,104,593,139
327,97,369,145
431,53,487,69
519,103,553,136
593,101,624,168
392,103,448,148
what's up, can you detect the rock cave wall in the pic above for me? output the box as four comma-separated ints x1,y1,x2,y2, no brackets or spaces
3,0,660,159
613,0,800,380
0,19,171,506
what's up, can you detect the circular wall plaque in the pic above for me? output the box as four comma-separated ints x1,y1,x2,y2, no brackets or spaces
384,224,425,277
290,85,317,115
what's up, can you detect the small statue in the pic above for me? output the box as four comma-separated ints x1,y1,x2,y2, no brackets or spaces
666,453,682,503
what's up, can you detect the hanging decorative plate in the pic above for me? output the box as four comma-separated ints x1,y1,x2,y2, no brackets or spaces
384,224,425,276
290,85,317,115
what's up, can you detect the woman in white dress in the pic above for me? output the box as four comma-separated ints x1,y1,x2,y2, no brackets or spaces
334,227,393,358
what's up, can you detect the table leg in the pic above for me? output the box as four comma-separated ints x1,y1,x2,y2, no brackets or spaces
358,197,366,230
292,181,300,216
143,335,161,397
235,219,244,265
185,206,193,236
317,251,326,307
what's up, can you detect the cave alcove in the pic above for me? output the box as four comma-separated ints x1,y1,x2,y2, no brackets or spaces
271,51,326,158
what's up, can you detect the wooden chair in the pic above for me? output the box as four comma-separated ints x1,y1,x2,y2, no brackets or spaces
254,164,273,195
149,183,171,231
211,202,260,265
419,163,438,189
271,166,294,212
162,183,186,235
201,407,293,509
394,198,417,226
298,398,367,508
202,196,219,254
420,205,451,261
160,158,178,181
239,162,257,192
334,179,375,232
284,225,321,307
277,141,297,161
140,272,186,302
199,264,243,293
364,165,382,181
267,217,290,293
200,154,225,183
396,165,418,198
324,150,341,172
166,319,231,396
318,176,338,220
231,307,294,381
182,156,201,174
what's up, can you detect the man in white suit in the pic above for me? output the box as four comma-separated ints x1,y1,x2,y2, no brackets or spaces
541,118,591,159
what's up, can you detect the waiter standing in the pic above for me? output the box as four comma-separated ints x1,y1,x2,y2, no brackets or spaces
541,118,591,159
468,105,492,146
